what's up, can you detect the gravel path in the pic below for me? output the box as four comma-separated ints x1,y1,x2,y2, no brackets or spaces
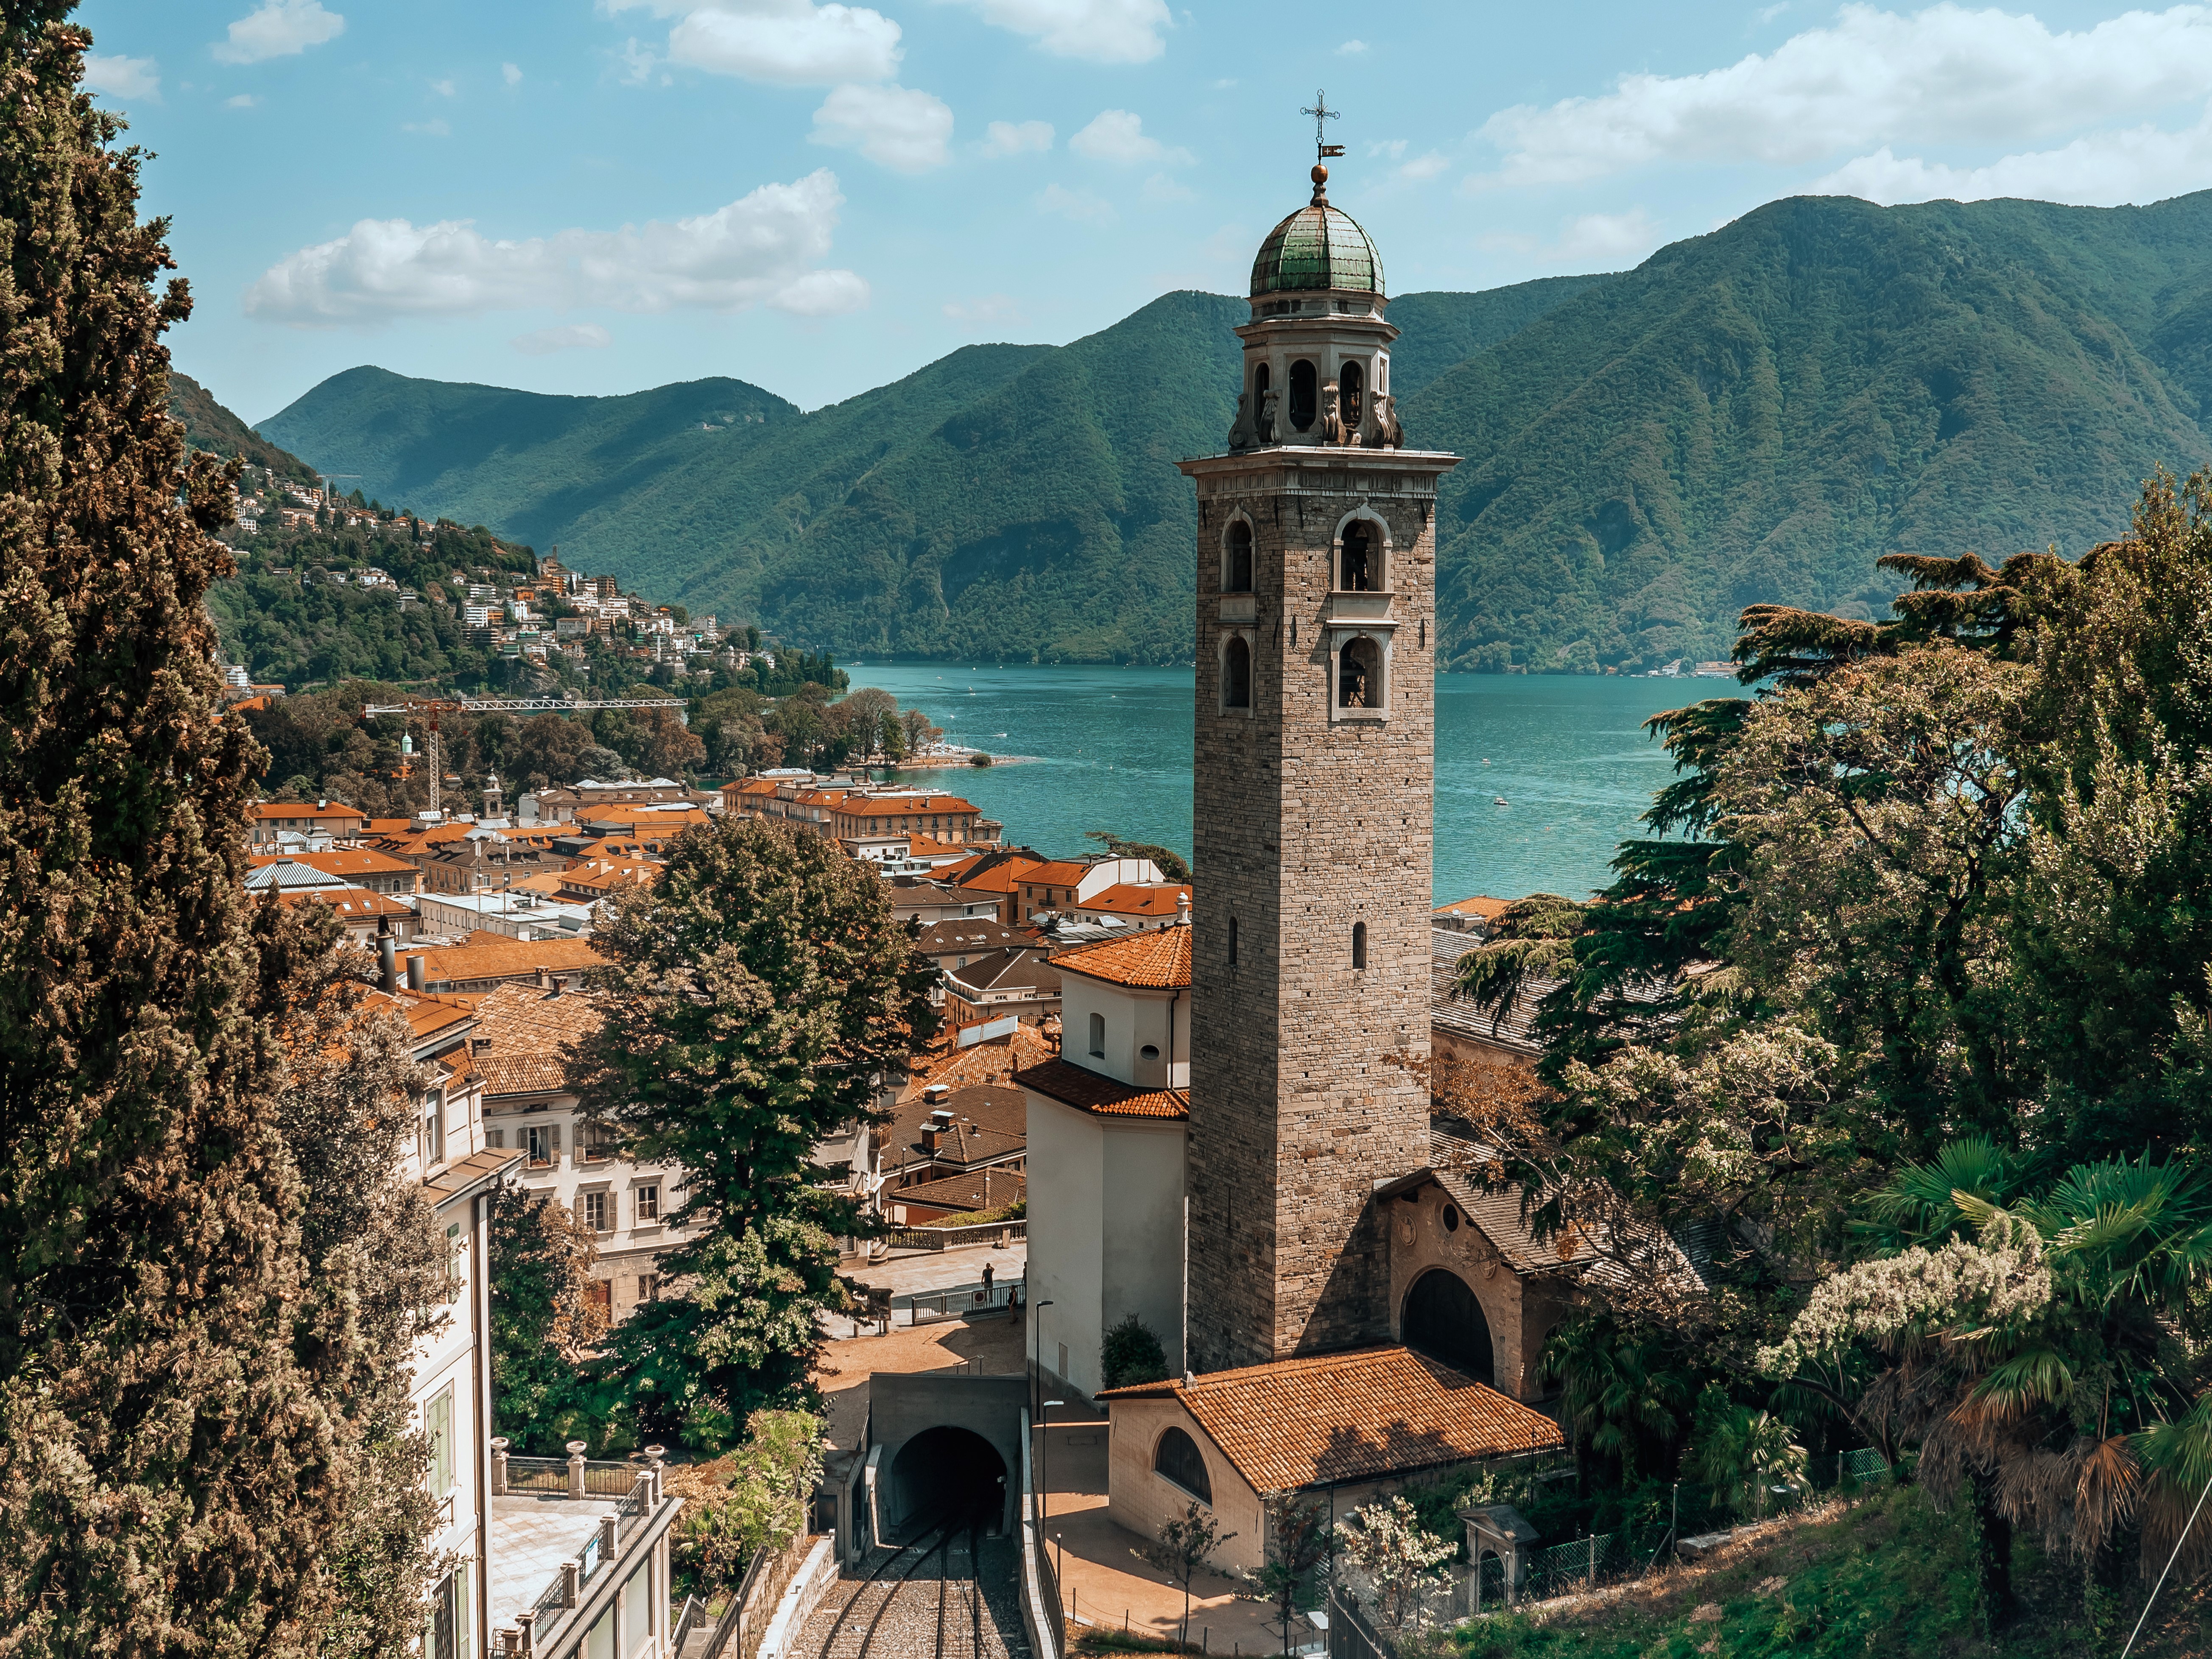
798,1522,1029,1659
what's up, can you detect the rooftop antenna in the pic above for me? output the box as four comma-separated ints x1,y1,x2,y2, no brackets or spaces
1301,88,1343,200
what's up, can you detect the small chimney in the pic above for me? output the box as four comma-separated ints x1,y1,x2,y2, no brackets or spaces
378,927,397,995
1176,891,1192,928
923,1083,951,1105
407,954,426,992
535,965,552,989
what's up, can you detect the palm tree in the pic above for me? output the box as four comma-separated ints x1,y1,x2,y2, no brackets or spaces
1762,1143,2212,1629
1543,1313,1694,1485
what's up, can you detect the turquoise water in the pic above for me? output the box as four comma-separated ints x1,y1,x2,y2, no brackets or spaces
846,665,1712,904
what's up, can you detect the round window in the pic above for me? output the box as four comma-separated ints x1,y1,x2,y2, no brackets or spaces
1443,1205,1460,1232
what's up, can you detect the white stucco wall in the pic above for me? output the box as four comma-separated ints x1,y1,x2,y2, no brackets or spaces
1024,1089,1188,1395
1058,978,1191,1090
1024,1093,1106,1394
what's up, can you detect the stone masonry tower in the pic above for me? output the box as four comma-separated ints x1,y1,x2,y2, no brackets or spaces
1179,151,1458,1373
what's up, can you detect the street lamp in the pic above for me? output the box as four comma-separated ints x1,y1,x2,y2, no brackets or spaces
1030,1299,1055,1423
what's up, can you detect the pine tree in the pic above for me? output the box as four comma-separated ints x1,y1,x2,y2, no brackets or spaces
0,10,420,1649
579,817,936,1450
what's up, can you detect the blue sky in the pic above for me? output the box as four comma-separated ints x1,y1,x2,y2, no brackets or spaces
78,0,2212,422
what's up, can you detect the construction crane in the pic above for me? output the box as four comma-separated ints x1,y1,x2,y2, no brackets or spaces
362,695,689,816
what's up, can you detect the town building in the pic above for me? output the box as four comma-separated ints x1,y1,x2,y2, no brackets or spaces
472,981,693,1322
1012,856,1165,925
1433,894,1510,938
248,799,369,846
247,847,423,896
419,889,599,942
279,886,424,942
942,947,1063,1028
399,936,605,994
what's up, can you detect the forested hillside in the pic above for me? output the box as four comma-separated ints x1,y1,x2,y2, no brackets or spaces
249,190,2212,667
256,280,1600,663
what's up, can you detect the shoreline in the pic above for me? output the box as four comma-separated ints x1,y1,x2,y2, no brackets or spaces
890,751,1040,771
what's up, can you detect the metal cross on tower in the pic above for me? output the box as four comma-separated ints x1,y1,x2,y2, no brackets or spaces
1302,89,1343,159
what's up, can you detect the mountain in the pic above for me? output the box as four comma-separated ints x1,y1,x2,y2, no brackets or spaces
255,279,1602,662
1411,192,2212,669
249,191,2212,668
170,371,319,483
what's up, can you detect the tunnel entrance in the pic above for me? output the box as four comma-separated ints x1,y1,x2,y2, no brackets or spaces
886,1426,1008,1539
1403,1267,1495,1385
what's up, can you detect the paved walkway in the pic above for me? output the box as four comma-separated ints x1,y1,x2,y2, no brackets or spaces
837,1241,1028,1329
1036,1417,1286,1656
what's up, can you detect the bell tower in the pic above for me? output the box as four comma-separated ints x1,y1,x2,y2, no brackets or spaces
1179,130,1458,1372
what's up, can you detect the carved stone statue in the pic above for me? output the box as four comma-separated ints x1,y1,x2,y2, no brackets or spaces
1320,380,1343,445
1371,392,1404,449
1259,389,1280,445
1227,391,1253,451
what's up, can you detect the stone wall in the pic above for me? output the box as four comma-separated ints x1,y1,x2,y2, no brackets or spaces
1182,447,1456,1372
1384,1180,1575,1405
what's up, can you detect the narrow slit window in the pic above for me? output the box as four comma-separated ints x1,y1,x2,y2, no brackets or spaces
1352,921,1369,970
1228,916,1239,969
1223,635,1251,709
1341,359,1365,432
1088,1011,1106,1058
1224,521,1253,592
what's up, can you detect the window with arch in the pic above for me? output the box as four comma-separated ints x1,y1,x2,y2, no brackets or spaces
1154,1427,1212,1503
1288,359,1317,431
1223,519,1253,592
1352,920,1368,970
1221,634,1251,709
1340,358,1365,431
1340,520,1378,592
1253,363,1273,442
1339,637,1383,709
1088,1011,1106,1058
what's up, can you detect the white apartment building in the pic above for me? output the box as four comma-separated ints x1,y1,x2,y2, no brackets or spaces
470,981,695,1324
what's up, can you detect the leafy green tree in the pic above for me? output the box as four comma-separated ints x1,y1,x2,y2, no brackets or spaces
1099,1313,1170,1390
1148,1501,1236,1650
579,818,936,1449
1760,1143,2212,1630
0,11,437,1648
1685,1385,1807,1519
1333,1497,1453,1635
1254,1491,1331,1655
1541,1313,1695,1486
1085,830,1192,883
486,1183,609,1454
670,1410,825,1602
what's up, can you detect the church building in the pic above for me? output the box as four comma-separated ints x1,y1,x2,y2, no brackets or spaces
1022,143,1591,1469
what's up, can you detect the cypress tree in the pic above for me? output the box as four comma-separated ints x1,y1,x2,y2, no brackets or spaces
0,8,407,1648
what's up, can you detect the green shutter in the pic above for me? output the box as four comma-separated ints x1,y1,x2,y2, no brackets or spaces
427,1388,453,1495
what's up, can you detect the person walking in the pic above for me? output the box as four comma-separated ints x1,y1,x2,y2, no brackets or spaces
982,1261,996,1305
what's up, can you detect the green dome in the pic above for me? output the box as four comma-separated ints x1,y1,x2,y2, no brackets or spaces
1250,198,1384,297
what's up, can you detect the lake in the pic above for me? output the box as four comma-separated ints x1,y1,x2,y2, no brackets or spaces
844,664,1717,904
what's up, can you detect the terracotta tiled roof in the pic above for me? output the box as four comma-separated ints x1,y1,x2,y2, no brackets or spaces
907,1023,1056,1091
1013,1056,1187,1121
278,887,414,921
402,937,605,989
1053,927,1192,989
1099,1346,1564,1489
836,793,980,820
252,801,369,823
1085,883,1191,919
468,980,602,1097
884,1083,1028,1172
361,987,475,1047
1434,895,1512,922
913,918,1029,956
946,850,1045,894
945,948,1061,999
1020,860,1090,887
366,818,416,836
892,1168,1026,1214
561,857,659,896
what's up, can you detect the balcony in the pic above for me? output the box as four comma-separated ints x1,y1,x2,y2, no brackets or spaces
1325,590,1396,623
489,1440,684,1656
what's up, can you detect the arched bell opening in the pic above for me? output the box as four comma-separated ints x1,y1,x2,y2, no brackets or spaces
1288,359,1317,432
1339,521,1378,592
1340,359,1365,433
1402,1267,1494,1385
1338,637,1382,709
1223,519,1253,593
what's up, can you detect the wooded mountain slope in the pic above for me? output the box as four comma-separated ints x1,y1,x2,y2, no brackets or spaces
253,191,2212,666
256,280,1601,662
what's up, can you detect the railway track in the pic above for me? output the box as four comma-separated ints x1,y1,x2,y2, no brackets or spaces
810,1503,996,1659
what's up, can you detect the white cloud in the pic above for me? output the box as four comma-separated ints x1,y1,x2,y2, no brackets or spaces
1037,183,1114,224
981,118,1053,156
226,92,260,108
430,77,456,96
1482,207,1663,266
1475,3,2212,187
503,62,523,86
1336,38,1369,55
1397,151,1450,182
1815,103,2212,205
810,83,952,172
403,119,451,137
1368,138,1407,161
244,169,866,324
212,0,345,65
1141,171,1194,203
616,38,658,83
937,0,1170,64
637,0,903,86
944,293,1026,327
512,323,612,354
1070,108,1192,165
82,54,159,100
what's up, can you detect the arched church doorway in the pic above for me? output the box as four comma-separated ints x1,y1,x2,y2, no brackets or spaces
1403,1267,1494,1385
886,1426,1008,1537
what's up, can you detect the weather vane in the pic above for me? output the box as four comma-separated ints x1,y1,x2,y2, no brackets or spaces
1302,89,1344,161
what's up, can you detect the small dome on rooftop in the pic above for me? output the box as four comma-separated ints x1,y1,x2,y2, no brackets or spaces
1250,182,1384,299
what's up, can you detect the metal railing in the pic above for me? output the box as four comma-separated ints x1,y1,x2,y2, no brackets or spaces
504,1455,641,1497
908,1283,1017,1324
672,1595,704,1659
881,1220,1027,1251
